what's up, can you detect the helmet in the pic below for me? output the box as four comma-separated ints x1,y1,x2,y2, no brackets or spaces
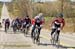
25,16,29,19
6,18,9,21
26,16,29,17
56,13,63,18
38,13,43,17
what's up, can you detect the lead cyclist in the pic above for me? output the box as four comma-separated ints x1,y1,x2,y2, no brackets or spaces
50,13,65,42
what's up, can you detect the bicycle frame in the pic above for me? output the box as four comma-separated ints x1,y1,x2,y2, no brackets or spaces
51,29,60,45
23,25,29,36
5,24,9,33
33,25,40,44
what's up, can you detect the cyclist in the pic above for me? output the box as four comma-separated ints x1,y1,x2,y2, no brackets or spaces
5,18,10,32
22,16,31,33
12,17,22,32
50,13,65,42
14,17,22,31
31,13,45,41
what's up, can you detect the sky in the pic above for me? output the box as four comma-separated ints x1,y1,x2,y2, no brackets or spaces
71,0,75,2
33,0,57,2
0,0,12,2
0,0,75,2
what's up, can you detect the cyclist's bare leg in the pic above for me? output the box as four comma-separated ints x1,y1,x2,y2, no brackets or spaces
31,25,35,38
56,30,60,42
51,29,56,37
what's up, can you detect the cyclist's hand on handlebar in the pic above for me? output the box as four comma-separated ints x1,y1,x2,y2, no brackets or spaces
61,27,63,30
40,25,43,28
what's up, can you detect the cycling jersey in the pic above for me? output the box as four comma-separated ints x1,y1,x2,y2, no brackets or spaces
51,18,65,29
35,18,41,26
31,19,35,25
22,18,31,28
23,18,31,25
5,19,10,26
32,18,44,26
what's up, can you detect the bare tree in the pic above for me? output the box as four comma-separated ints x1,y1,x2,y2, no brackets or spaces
7,0,33,18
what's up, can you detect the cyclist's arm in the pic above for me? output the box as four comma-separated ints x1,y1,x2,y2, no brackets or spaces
29,19,31,24
51,19,56,27
61,19,65,30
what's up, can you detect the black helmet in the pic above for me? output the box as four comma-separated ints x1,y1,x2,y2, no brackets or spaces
26,16,29,17
56,13,63,18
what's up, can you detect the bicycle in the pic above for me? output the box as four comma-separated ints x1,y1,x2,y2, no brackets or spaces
5,24,9,33
33,25,40,45
12,23,18,33
50,29,60,47
23,24,29,36
13,26,17,33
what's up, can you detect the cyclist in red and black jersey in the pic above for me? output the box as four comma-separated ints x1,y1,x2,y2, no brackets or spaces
51,14,65,41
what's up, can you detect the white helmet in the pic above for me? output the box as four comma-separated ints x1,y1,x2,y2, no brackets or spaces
38,13,43,17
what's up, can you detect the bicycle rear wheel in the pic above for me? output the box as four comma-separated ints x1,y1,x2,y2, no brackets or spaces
5,25,9,33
